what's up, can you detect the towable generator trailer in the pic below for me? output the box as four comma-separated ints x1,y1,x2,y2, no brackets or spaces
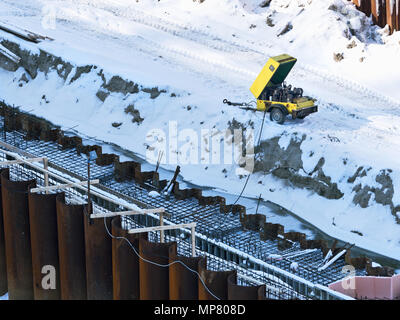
224,54,318,124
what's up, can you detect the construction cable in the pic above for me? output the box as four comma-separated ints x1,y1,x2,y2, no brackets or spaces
232,109,267,206
103,216,222,300
217,109,268,233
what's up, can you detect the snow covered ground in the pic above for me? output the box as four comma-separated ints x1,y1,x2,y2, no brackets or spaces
1,0,400,261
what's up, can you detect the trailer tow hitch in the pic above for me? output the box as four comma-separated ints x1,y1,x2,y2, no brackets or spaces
223,99,257,111
223,99,248,106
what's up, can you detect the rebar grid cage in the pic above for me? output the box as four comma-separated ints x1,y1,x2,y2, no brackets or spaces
0,152,305,300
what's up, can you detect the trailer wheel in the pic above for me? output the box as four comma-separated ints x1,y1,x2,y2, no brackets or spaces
270,108,285,124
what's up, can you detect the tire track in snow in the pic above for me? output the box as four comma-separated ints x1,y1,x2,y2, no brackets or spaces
70,0,400,112
3,0,400,114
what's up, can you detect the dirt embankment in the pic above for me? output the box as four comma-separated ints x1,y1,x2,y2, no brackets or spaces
0,39,167,125
252,132,399,221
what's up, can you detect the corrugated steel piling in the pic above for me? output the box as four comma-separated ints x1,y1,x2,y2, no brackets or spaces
83,206,113,300
28,192,61,300
111,216,145,300
353,0,399,33
169,244,202,300
1,169,35,300
56,194,87,300
198,258,236,300
139,238,175,300
0,169,8,296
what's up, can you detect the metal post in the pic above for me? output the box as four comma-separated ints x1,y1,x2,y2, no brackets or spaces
159,212,164,243
43,157,49,194
87,160,91,215
12,110,15,146
191,226,196,257
256,193,262,214
2,105,6,142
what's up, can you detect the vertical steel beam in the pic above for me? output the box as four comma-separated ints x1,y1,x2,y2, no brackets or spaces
364,0,372,16
371,0,379,25
111,217,145,300
83,207,113,300
191,226,196,257
386,0,397,32
257,285,266,300
378,0,387,27
159,212,164,243
353,0,372,17
169,243,201,300
28,192,61,300
56,194,87,300
139,238,175,300
42,158,49,194
0,169,8,296
1,169,35,300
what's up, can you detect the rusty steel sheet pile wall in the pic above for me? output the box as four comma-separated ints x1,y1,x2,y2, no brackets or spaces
0,103,396,280
139,238,176,300
0,169,7,296
111,216,147,300
169,244,202,300
1,169,36,300
352,0,400,33
84,207,113,300
28,192,62,300
56,194,87,300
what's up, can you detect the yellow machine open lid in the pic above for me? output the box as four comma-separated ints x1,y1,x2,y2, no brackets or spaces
250,54,297,99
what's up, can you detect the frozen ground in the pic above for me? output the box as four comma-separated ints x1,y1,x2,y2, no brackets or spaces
1,0,400,261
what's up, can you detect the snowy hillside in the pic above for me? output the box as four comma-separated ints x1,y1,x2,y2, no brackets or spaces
1,0,400,260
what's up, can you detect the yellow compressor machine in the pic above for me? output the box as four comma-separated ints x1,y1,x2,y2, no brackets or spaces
223,54,318,124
